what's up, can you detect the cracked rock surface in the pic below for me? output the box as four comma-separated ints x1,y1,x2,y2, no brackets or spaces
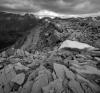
0,21,100,93
0,42,100,93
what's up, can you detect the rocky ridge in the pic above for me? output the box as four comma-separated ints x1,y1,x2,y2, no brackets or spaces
0,18,100,93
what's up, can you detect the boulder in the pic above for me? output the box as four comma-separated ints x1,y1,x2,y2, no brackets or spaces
53,63,76,81
76,74,100,93
68,80,84,93
11,73,25,85
14,62,29,71
20,81,33,93
42,78,65,93
59,40,95,50
31,70,49,93
0,64,16,86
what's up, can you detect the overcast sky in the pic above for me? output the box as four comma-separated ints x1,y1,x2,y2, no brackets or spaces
0,0,100,15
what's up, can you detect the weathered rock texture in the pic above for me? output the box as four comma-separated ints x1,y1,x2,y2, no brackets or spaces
0,17,100,93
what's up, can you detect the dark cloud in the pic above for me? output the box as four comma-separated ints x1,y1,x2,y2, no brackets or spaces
0,0,42,13
0,0,100,15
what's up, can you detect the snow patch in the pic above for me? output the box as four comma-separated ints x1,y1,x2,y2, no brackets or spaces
59,40,95,50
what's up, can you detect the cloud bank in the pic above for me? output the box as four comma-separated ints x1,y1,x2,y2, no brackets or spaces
0,0,100,16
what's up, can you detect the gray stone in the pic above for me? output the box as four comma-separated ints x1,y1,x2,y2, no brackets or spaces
68,80,84,93
14,62,29,71
20,81,33,93
11,73,25,85
0,64,16,86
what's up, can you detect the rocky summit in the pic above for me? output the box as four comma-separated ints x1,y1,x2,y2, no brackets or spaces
0,16,100,93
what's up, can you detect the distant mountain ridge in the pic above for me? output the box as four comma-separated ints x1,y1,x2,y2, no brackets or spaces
0,11,39,49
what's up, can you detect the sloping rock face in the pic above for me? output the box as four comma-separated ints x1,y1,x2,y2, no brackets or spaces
0,18,100,93
1,22,60,57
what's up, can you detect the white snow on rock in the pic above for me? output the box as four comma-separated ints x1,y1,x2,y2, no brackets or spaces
59,40,95,50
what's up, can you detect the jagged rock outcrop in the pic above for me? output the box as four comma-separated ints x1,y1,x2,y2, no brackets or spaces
0,22,61,57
